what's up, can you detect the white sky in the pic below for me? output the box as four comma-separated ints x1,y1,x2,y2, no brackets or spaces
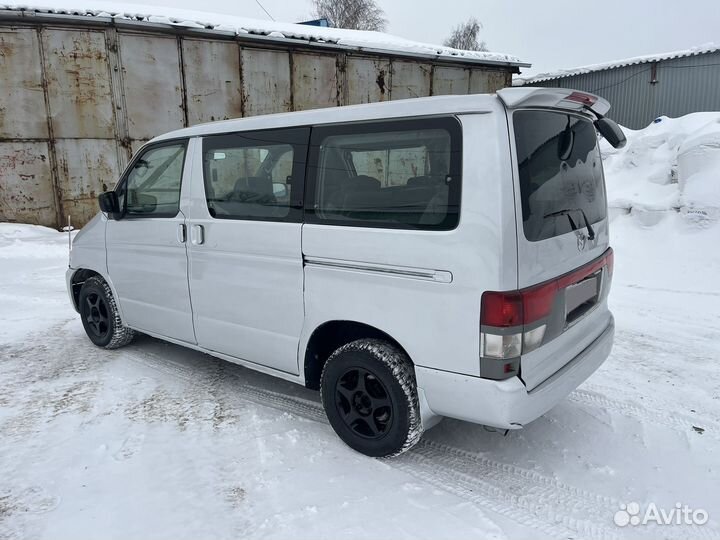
142,0,720,75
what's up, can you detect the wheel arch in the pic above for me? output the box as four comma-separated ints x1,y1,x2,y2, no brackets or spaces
69,268,103,310
303,320,413,390
69,268,126,323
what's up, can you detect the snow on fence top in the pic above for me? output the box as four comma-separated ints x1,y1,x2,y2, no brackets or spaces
514,43,719,85
0,0,527,67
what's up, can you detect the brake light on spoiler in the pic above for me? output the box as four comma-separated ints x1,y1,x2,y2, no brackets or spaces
480,248,613,380
564,91,598,107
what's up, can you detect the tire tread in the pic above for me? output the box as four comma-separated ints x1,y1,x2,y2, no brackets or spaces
321,338,423,457
83,276,135,349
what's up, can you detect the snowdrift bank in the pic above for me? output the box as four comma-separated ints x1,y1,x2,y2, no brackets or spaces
0,223,73,343
602,113,720,227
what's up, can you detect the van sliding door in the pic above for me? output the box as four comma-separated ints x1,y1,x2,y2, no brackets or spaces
185,127,309,375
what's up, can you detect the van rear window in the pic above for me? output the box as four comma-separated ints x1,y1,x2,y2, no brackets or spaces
513,110,607,242
307,117,462,230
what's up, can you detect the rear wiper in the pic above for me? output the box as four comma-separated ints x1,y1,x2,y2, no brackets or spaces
544,208,595,240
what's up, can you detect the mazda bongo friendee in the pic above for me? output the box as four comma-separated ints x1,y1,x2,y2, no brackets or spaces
67,87,626,457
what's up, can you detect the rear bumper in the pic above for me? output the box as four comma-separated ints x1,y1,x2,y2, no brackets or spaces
416,315,614,429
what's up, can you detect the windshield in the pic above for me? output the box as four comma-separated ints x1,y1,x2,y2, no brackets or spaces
513,110,607,242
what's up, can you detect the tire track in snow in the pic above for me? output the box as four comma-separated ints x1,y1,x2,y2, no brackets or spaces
569,386,720,441
121,347,628,540
121,346,720,539
200,375,617,539
395,441,621,540
226,378,720,540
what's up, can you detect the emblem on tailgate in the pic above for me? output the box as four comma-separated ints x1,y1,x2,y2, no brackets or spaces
576,232,587,251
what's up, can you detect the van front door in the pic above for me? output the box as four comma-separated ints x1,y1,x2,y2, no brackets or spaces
185,128,309,374
106,139,195,343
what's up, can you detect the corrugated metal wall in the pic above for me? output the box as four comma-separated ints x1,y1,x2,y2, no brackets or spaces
528,51,720,130
0,21,513,229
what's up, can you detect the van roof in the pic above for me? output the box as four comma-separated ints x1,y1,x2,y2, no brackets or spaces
151,88,609,142
151,93,502,142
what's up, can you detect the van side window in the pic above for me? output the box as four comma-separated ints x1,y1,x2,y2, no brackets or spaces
307,118,462,230
201,128,309,221
121,142,186,217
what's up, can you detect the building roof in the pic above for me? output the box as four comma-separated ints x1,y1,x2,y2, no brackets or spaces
514,43,718,85
0,0,528,67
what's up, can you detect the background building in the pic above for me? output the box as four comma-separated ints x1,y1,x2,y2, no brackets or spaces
0,3,527,228
516,45,720,130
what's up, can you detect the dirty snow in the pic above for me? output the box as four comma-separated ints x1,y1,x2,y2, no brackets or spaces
0,0,524,66
2,115,720,539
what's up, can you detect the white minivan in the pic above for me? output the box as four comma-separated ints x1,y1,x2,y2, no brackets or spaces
67,87,626,457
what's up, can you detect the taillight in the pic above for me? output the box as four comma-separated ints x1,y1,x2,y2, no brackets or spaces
480,282,557,329
480,288,553,363
480,248,613,380
480,291,522,327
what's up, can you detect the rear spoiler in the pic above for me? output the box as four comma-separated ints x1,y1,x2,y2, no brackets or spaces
496,87,611,117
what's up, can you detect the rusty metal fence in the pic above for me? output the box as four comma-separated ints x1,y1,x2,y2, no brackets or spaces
1,20,513,229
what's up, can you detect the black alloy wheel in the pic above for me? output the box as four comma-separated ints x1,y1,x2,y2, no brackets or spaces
83,291,110,339
321,339,423,457
335,366,393,439
78,275,135,349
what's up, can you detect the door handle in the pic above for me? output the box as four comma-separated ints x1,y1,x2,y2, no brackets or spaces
191,224,205,245
177,223,186,243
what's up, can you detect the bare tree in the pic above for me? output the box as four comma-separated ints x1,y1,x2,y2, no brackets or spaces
444,17,488,51
311,0,387,31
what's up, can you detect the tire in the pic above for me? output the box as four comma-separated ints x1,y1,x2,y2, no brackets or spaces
78,276,135,349
320,338,423,457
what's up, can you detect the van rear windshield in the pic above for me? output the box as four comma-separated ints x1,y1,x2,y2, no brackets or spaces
513,110,607,242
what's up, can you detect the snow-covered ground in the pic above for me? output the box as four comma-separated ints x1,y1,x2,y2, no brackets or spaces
2,116,720,539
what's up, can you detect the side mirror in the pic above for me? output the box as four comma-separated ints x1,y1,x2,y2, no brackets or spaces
98,191,120,219
595,117,627,149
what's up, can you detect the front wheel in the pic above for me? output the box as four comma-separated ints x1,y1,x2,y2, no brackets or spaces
320,339,423,457
78,276,135,349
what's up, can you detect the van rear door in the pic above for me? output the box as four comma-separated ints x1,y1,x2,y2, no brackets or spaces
512,108,609,283
500,89,614,390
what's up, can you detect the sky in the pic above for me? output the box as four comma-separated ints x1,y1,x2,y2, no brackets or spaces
124,0,718,76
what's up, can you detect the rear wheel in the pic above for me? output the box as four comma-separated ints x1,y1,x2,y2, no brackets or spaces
78,276,135,349
320,339,423,457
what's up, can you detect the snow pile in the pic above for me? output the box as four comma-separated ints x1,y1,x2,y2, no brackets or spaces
0,0,524,65
513,43,718,85
0,223,73,343
602,113,720,227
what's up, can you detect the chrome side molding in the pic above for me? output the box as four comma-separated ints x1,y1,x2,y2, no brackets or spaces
303,256,453,283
